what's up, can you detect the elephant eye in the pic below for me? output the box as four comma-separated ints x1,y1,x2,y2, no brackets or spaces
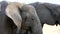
25,16,27,21
32,18,34,20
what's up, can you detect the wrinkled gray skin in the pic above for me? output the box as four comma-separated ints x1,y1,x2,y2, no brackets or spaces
43,3,60,25
0,1,21,34
0,1,16,34
27,2,60,34
20,5,42,34
0,1,43,34
29,2,55,27
2,1,60,34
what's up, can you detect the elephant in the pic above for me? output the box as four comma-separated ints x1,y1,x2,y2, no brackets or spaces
7,2,60,34
0,1,16,34
1,1,60,34
6,2,42,34
3,1,60,34
6,2,24,34
20,5,42,34
23,2,60,34
17,2,60,34
43,3,60,25
29,2,56,27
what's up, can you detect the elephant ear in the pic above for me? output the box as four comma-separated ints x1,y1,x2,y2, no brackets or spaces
5,2,23,34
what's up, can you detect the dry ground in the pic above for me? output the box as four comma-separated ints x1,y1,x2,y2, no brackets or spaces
43,24,60,34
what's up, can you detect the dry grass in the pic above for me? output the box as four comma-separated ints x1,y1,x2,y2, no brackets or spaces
43,24,60,34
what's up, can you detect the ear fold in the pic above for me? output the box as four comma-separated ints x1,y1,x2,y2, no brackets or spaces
5,2,23,34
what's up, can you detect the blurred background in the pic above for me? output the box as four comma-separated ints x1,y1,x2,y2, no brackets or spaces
0,0,60,34
0,0,60,4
